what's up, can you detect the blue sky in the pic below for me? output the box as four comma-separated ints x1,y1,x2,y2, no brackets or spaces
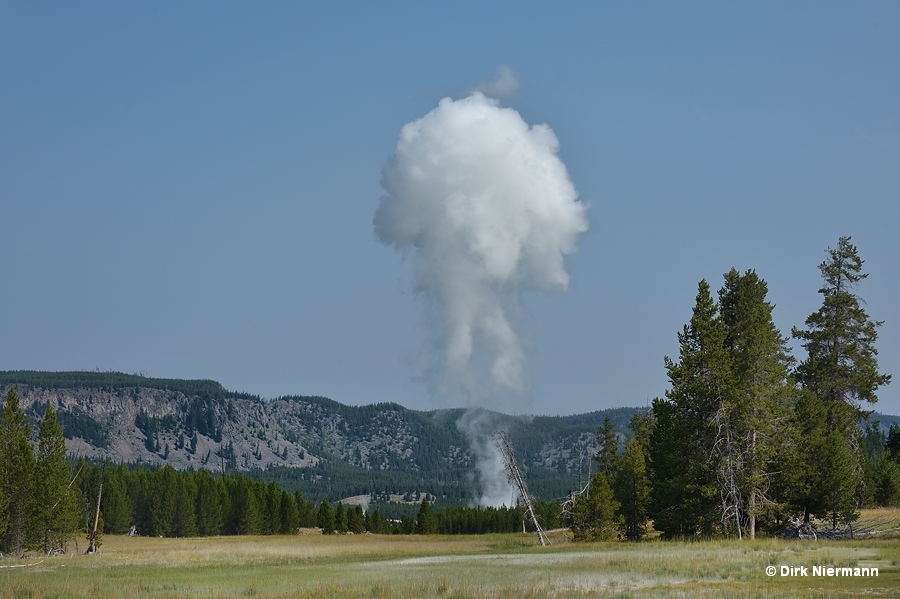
2,2,898,416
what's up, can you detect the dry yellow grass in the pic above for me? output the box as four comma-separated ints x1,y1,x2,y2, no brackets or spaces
1,520,898,598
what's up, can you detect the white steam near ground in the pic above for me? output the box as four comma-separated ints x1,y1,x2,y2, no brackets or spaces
375,73,588,506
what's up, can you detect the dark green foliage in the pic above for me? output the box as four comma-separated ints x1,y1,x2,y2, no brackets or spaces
317,499,335,534
296,490,317,528
415,499,438,534
433,504,522,534
99,467,132,534
873,458,900,507
793,237,891,412
172,476,198,537
595,417,618,477
0,389,36,554
887,424,900,461
571,471,619,541
229,477,262,535
279,490,300,533
647,396,715,537
0,371,259,401
33,405,80,552
196,470,226,536
649,280,724,538
348,505,365,534
614,438,650,541
335,501,348,534
397,515,415,534
366,509,388,533
148,465,178,536
791,237,891,527
56,407,110,448
135,410,178,451
716,268,794,538
650,271,795,539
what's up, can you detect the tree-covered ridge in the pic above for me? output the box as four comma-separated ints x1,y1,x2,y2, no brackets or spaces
3,375,640,506
0,370,259,401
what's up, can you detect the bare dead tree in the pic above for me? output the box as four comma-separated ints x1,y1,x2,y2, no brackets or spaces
86,462,105,554
713,405,743,539
495,432,550,546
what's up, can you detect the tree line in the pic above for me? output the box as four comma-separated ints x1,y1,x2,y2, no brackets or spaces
0,389,561,555
570,237,896,541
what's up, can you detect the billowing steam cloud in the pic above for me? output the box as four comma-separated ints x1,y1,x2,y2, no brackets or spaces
469,65,520,98
375,90,588,504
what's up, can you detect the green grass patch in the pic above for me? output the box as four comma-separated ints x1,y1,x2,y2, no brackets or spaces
1,532,898,598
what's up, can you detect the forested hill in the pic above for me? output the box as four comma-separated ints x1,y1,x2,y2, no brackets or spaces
0,370,639,504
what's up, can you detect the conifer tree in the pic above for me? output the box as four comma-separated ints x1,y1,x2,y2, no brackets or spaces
172,475,198,537
571,470,619,541
595,417,618,477
716,269,794,538
415,499,437,534
196,470,225,536
649,280,726,537
0,388,36,554
263,482,282,535
614,438,650,541
318,499,335,534
791,237,891,528
99,468,132,534
278,491,300,535
231,478,262,535
148,465,178,536
650,272,794,538
793,237,891,413
33,405,79,552
335,501,348,533
348,504,366,534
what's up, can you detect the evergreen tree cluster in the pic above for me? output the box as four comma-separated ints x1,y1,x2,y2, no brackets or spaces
77,462,559,539
569,238,894,542
75,463,321,537
642,237,893,539
570,417,650,541
0,389,80,556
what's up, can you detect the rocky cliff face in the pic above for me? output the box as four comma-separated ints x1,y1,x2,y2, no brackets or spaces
4,373,637,486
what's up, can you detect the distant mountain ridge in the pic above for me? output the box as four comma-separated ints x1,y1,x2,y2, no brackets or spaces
1,370,642,503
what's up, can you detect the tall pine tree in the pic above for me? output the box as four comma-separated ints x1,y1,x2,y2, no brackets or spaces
650,271,794,538
649,280,726,537
33,405,79,552
614,437,650,540
0,389,36,554
791,237,891,528
716,269,794,538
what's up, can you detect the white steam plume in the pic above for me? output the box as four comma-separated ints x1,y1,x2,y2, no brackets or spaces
375,91,588,504
457,409,517,507
469,65,520,98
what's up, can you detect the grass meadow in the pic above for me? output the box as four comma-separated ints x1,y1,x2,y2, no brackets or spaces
3,510,899,598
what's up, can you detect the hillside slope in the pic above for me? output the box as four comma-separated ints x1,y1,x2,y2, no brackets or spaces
1,371,639,502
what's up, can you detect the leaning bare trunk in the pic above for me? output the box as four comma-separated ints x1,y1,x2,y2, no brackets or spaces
87,464,105,554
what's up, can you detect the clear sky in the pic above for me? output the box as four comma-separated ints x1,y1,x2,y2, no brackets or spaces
2,2,898,417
